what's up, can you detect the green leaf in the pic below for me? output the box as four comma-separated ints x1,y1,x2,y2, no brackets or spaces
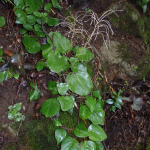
69,57,79,73
30,81,37,89
114,102,121,109
46,51,69,73
61,136,79,150
74,123,89,138
48,81,57,91
27,15,37,24
0,48,3,56
88,124,107,141
15,9,27,24
53,119,62,126
80,141,96,150
8,112,14,120
88,110,105,125
57,83,69,95
0,16,5,27
55,129,67,145
34,24,46,37
22,35,37,48
116,97,123,105
25,7,32,14
67,72,93,96
47,32,72,54
79,104,92,120
36,61,45,72
0,72,4,83
24,0,39,12
93,90,101,100
47,17,59,26
52,0,61,9
44,3,52,12
57,96,74,111
41,43,52,59
85,96,96,113
14,0,25,9
20,28,27,34
29,89,41,102
23,24,33,31
40,98,60,117
110,105,116,112
13,103,22,111
25,42,41,54
105,99,114,104
94,141,104,150
73,46,94,62
13,73,19,79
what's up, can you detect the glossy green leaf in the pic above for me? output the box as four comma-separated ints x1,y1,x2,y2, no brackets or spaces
22,35,37,48
20,28,27,34
53,119,62,126
13,103,22,111
8,112,14,120
40,98,60,117
30,81,37,89
80,141,96,150
55,129,67,145
88,110,105,125
74,123,89,138
61,136,79,150
88,124,107,141
94,141,104,150
94,99,104,112
0,48,3,56
57,83,69,95
79,104,92,120
25,7,32,14
116,97,123,105
41,43,52,59
0,16,5,27
105,99,114,104
114,102,121,109
57,96,74,111
30,89,41,102
68,106,74,115
25,42,41,54
36,61,45,72
15,9,27,24
85,96,96,113
110,105,116,112
47,32,72,54
47,17,59,26
67,71,93,96
23,24,33,31
73,46,94,62
13,73,19,79
14,0,25,9
44,3,52,12
0,71,6,83
52,0,61,9
93,90,101,100
27,15,37,24
46,51,69,73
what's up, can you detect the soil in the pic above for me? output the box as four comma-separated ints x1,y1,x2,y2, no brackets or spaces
0,0,150,150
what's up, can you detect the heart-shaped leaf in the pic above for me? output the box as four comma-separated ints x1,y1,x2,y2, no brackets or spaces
74,123,89,138
88,124,107,141
73,46,94,62
67,71,93,96
79,104,92,120
61,136,79,150
57,83,69,95
40,98,60,117
80,141,96,150
55,129,67,145
57,96,74,111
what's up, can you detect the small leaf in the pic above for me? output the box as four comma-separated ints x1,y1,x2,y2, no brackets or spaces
36,61,45,71
13,103,22,111
79,104,92,120
30,89,41,102
13,73,19,79
114,102,121,109
30,81,37,89
93,90,101,100
88,124,107,141
116,97,123,105
25,42,41,54
69,57,79,73
40,98,60,117
27,14,37,24
22,35,37,48
15,9,27,24
14,0,25,9
0,48,3,56
47,17,59,26
105,99,114,104
61,136,79,150
0,72,4,83
20,28,27,34
44,3,52,12
74,123,89,138
0,16,5,27
85,96,96,112
53,119,62,126
57,96,74,111
94,141,104,150
55,129,67,145
8,112,14,120
52,0,61,9
23,24,33,31
80,141,96,150
41,43,52,59
73,46,94,62
57,83,69,95
48,80,57,91
110,105,116,112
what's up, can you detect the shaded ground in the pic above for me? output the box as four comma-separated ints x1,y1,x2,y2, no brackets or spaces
0,0,150,150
